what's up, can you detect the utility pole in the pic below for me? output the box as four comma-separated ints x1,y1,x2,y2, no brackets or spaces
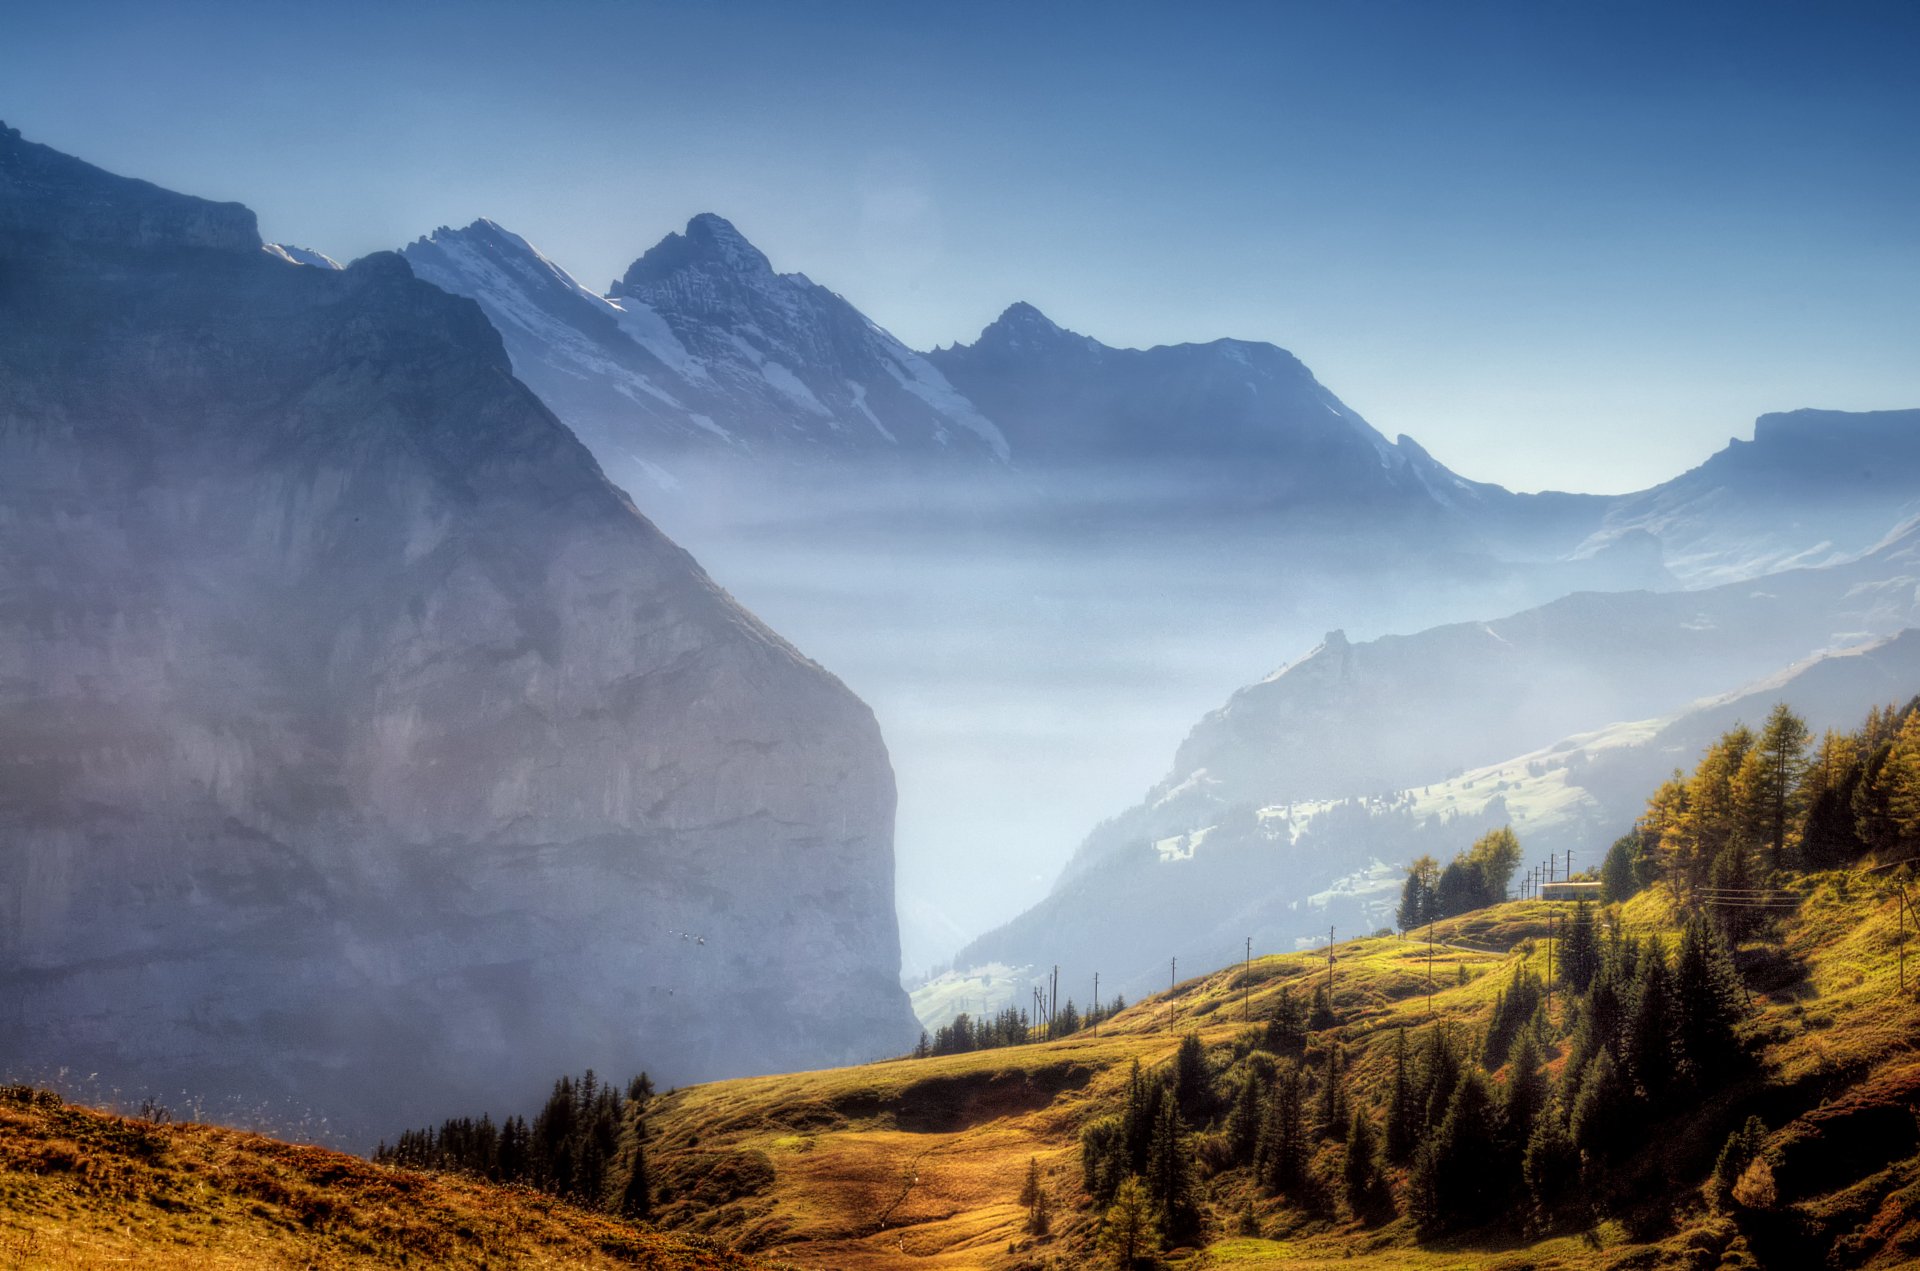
1245,936,1252,1022
1546,904,1554,1012
1427,916,1435,1018
1327,925,1335,997
1093,971,1100,1036
1051,965,1058,1031
1566,849,1573,880
1169,957,1176,1028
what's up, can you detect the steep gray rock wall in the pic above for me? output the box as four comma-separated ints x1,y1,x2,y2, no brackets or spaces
0,124,915,1141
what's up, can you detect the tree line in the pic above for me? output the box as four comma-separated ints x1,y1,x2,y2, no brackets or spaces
913,994,1127,1058
1397,825,1523,929
1606,699,1920,932
375,1069,654,1219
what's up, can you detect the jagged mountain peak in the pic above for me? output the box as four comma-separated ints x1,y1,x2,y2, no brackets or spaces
617,211,776,295
0,121,259,253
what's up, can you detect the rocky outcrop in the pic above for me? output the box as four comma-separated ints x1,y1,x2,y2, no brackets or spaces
0,125,916,1142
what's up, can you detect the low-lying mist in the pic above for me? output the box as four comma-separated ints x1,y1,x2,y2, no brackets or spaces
623,456,1667,974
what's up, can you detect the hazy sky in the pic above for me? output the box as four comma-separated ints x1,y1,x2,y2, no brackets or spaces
6,0,1916,492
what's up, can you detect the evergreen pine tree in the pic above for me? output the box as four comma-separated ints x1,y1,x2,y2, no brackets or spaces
1019,1155,1041,1207
1502,1028,1549,1157
1601,831,1648,902
1317,1040,1349,1141
1145,1097,1198,1245
1744,704,1811,869
1385,1027,1420,1164
1569,1048,1631,1161
1100,1176,1158,1269
1254,1061,1309,1196
1344,1107,1388,1221
1411,1070,1505,1231
1172,1031,1212,1124
1564,899,1601,992
1264,988,1309,1054
1674,913,1746,1086
1310,982,1337,1031
1419,1024,1463,1140
1522,1099,1579,1224
1226,1068,1264,1165
1626,936,1676,1106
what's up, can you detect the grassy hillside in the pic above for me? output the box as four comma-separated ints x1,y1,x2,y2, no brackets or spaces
636,874,1920,1270
0,1087,774,1270
4,871,1912,1270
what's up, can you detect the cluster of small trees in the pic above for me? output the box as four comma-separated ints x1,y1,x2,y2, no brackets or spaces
1079,1036,1213,1259
913,995,1126,1058
375,1070,654,1218
1073,902,1749,1262
1400,911,1747,1230
1398,826,1524,929
1606,700,1920,925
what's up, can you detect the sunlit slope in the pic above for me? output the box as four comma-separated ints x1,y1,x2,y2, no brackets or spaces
644,878,1920,1269
0,1089,771,1270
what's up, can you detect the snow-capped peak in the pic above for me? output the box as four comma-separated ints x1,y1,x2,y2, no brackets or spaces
616,213,776,296
265,243,343,270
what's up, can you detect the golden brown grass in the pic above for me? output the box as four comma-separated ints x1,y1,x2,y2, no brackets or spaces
7,869,1914,1270
0,1087,775,1270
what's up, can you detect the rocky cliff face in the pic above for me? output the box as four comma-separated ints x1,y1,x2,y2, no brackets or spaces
0,124,916,1141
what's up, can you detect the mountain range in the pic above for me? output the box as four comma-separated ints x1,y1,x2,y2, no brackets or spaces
0,123,916,1140
952,522,1920,998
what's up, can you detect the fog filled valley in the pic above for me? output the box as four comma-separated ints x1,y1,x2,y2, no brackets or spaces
4,44,1920,1267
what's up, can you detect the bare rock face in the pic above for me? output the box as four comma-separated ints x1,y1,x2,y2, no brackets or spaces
0,124,915,1141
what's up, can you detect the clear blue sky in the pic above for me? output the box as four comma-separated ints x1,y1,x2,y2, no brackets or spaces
6,0,1916,492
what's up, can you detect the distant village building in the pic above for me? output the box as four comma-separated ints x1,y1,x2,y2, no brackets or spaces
1541,880,1603,902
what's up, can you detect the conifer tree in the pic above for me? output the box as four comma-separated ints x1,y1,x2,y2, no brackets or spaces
1226,1069,1264,1165
1674,913,1746,1086
1385,1027,1421,1164
1743,704,1811,869
1344,1107,1388,1220
1026,1184,1052,1237
1145,1097,1198,1245
1411,1070,1505,1231
1263,987,1308,1054
1019,1155,1041,1207
1399,855,1439,930
1563,899,1601,992
1502,1028,1549,1157
1602,829,1649,902
1309,982,1337,1031
1522,1099,1579,1223
1569,1048,1630,1160
618,1140,651,1219
1171,1031,1212,1124
1100,1176,1158,1269
1419,1024,1463,1139
1801,729,1865,867
1079,1115,1125,1207
1254,1060,1309,1196
1626,936,1676,1105
1317,1040,1349,1141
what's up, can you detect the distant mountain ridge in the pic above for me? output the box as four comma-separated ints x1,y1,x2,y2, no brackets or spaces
956,523,1920,996
400,215,1006,491
396,213,1920,583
